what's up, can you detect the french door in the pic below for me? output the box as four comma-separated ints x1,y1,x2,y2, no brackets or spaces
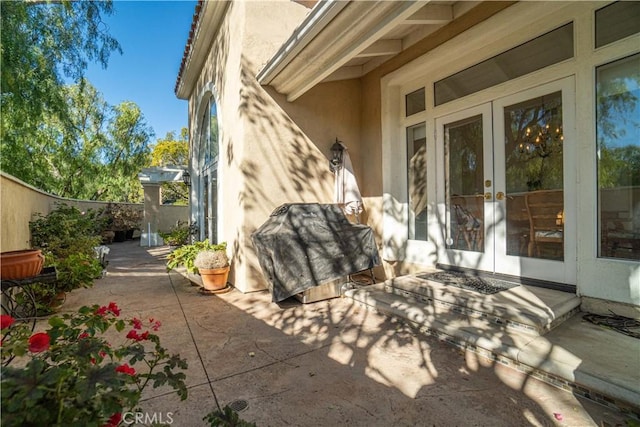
435,78,576,284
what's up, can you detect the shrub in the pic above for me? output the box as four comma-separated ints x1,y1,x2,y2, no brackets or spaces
159,221,190,246
29,203,105,304
1,303,188,427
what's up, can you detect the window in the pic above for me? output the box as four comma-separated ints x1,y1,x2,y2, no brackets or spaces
596,53,640,260
407,123,427,240
595,1,640,48
199,95,220,242
406,88,425,116
203,98,219,166
435,23,574,106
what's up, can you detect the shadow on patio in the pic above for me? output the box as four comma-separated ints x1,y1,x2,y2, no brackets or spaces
58,240,628,426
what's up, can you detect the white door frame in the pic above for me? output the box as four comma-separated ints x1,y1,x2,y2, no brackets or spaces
434,77,576,284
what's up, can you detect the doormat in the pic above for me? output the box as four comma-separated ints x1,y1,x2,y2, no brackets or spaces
416,271,519,295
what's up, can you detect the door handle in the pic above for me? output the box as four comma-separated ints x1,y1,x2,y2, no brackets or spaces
484,192,492,200
496,192,505,200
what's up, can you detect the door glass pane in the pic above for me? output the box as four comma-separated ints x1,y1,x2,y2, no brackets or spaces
445,115,484,252
504,91,564,260
597,54,640,260
407,123,427,240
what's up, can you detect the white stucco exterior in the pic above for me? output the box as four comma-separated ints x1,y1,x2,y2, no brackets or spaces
176,1,639,314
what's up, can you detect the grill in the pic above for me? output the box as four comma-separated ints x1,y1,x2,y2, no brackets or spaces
251,203,380,302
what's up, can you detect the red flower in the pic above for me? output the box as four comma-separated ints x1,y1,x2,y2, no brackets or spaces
107,302,121,316
151,320,161,331
131,317,142,330
95,302,120,317
1,315,15,330
78,332,89,339
28,332,51,353
126,329,149,342
101,412,122,427
115,363,136,376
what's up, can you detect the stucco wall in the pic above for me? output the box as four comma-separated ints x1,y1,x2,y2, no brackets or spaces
188,1,364,292
1,173,187,252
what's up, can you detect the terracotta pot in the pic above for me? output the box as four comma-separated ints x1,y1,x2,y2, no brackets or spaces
1,249,45,280
198,266,229,291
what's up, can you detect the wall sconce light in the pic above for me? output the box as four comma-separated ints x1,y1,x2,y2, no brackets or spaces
329,138,344,173
182,170,191,187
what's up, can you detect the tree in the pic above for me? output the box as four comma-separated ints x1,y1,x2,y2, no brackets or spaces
151,129,189,205
1,0,120,140
0,0,156,203
151,128,189,167
2,77,153,202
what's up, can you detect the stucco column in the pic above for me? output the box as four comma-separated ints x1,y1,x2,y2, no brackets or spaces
140,183,162,247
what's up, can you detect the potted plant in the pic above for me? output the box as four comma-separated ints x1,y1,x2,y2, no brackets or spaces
166,239,217,275
193,243,230,293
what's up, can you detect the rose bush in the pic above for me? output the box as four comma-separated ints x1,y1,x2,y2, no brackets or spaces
1,303,188,427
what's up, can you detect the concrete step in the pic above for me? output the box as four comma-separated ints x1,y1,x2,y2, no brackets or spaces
370,274,581,336
343,279,640,416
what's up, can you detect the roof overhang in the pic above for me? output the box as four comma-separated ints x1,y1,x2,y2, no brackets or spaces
257,1,462,102
175,1,230,100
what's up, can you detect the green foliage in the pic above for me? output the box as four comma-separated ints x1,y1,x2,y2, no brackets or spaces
1,5,153,203
1,303,188,427
56,254,104,293
151,129,190,205
0,1,120,134
151,129,189,167
159,221,191,246
166,241,227,274
29,203,104,296
3,80,153,202
14,284,60,317
30,203,104,256
204,406,256,427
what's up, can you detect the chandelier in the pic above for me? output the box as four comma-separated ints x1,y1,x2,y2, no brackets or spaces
518,123,563,158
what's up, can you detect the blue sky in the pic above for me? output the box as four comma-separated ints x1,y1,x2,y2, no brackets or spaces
83,1,197,142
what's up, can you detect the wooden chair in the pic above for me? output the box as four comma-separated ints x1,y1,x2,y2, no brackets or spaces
525,190,564,258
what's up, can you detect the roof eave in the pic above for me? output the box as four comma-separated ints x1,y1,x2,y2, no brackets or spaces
258,0,429,102
175,1,231,100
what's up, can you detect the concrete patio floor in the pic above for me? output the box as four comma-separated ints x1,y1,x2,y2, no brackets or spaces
57,240,634,427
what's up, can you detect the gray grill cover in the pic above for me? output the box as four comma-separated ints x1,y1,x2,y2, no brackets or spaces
251,203,380,302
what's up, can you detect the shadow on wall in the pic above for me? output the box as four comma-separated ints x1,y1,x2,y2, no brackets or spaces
228,55,339,287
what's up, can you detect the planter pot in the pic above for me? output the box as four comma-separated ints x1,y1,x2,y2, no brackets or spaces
1,249,44,280
198,266,230,292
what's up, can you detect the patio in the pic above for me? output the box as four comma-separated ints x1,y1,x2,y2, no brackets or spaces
54,240,634,426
